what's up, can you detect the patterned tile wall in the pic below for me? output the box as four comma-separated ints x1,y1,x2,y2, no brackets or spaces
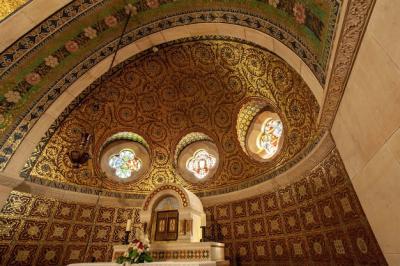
0,192,141,266
0,149,387,265
204,149,387,266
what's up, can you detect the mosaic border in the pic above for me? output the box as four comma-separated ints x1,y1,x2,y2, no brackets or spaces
319,0,376,130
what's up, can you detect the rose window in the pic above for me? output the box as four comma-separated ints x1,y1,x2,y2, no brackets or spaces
108,149,142,179
257,118,283,158
186,149,217,179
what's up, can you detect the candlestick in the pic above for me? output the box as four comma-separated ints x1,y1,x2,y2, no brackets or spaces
123,231,130,245
200,226,207,242
126,219,132,232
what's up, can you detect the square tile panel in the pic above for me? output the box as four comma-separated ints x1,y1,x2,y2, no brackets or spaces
8,244,39,266
96,207,115,223
235,241,252,262
309,166,329,195
54,202,77,220
76,205,96,223
317,196,340,226
115,208,133,224
294,178,312,203
29,198,55,218
266,214,284,235
46,222,71,241
263,192,279,212
1,193,32,216
69,224,92,242
270,238,290,262
233,220,249,239
282,210,302,233
278,186,296,208
306,233,331,262
0,217,21,241
37,244,64,266
92,225,112,242
18,220,48,241
215,204,231,220
299,203,321,230
252,240,270,262
63,245,86,265
247,197,263,216
326,230,354,265
249,217,266,237
232,200,247,219
288,236,309,261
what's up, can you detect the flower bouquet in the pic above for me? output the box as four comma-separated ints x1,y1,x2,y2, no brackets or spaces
116,239,153,264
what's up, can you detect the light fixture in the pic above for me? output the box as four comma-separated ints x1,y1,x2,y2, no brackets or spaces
68,132,91,168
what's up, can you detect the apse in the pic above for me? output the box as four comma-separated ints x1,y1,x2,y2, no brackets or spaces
0,0,395,265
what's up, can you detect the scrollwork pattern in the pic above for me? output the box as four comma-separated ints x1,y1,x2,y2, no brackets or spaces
26,39,319,195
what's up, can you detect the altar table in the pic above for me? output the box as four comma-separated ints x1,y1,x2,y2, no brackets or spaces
68,262,218,266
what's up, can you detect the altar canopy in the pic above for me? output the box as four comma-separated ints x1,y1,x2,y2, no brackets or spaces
139,184,206,243
112,184,227,264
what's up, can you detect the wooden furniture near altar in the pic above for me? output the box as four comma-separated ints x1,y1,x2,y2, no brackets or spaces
112,184,228,265
155,210,179,241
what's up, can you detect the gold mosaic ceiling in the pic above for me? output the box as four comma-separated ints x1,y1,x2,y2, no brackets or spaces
23,38,319,196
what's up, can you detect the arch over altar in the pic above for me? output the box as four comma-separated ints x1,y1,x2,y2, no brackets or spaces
112,184,227,264
140,184,206,243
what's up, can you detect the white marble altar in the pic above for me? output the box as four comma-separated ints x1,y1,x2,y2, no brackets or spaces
113,242,225,262
112,184,228,265
68,262,219,266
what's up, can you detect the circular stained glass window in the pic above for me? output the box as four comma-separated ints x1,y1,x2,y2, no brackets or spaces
186,149,217,179
108,149,142,179
257,118,283,158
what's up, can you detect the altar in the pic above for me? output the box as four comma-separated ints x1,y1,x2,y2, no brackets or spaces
112,184,228,265
69,262,220,266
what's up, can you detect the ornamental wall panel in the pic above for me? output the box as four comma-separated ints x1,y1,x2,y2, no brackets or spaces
0,148,387,265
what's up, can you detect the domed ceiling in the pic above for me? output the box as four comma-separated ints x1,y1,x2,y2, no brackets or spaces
0,0,343,170
21,38,319,197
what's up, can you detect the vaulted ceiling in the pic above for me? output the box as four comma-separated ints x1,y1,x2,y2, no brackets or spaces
0,0,376,198
21,38,319,197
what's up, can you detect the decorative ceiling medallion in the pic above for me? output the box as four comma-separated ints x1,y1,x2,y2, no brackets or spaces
23,38,319,195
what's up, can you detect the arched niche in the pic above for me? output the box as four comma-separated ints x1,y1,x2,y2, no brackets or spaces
140,184,206,243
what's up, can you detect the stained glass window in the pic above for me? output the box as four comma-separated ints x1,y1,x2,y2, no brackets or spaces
186,149,216,179
258,118,283,158
109,149,141,179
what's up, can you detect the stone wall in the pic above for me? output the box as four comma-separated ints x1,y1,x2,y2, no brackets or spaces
331,0,400,264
